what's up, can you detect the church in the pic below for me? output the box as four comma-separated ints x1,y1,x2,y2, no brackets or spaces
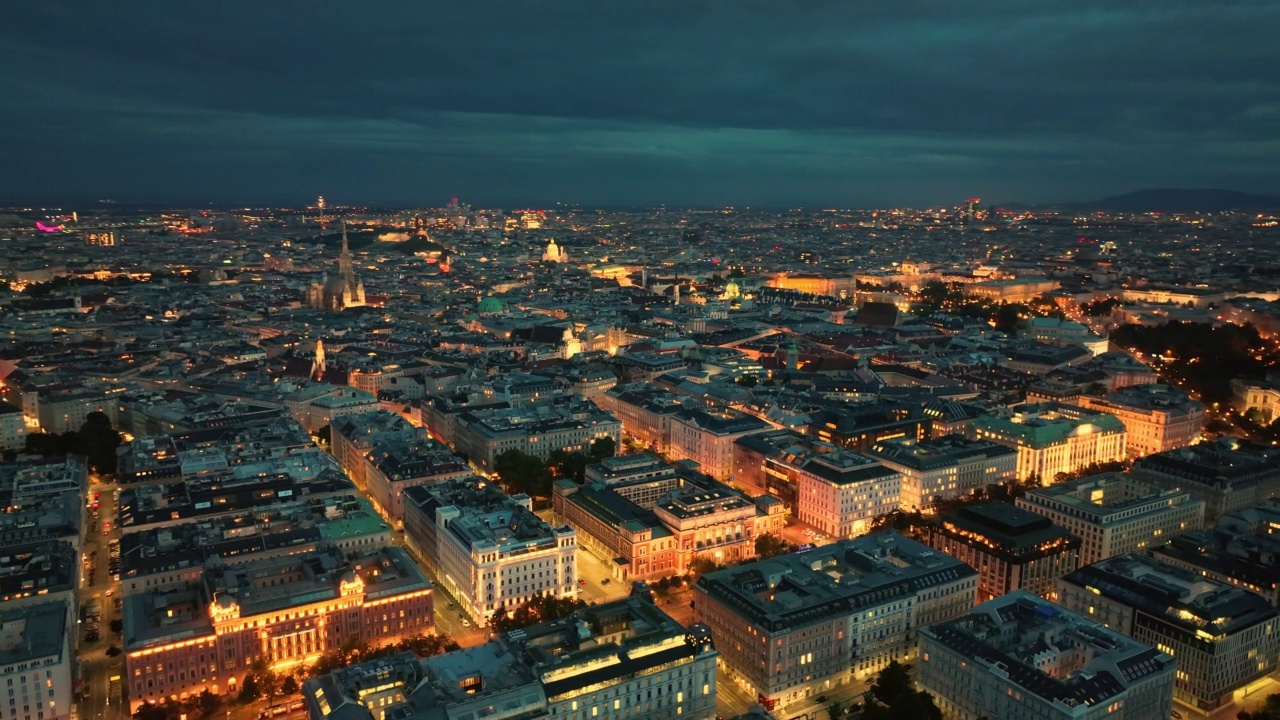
307,222,367,311
542,238,569,263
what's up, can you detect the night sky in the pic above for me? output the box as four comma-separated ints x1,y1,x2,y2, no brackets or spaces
2,2,1277,208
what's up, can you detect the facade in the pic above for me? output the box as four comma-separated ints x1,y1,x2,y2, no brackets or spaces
970,404,1127,482
917,591,1176,720
964,276,1060,302
302,593,717,720
866,435,1017,512
792,451,900,539
453,401,622,473
693,532,977,712
1231,377,1280,423
552,470,786,581
1074,384,1205,458
582,453,680,509
596,385,698,454
0,401,26,451
731,430,834,507
925,502,1080,603
402,478,577,627
122,546,432,711
362,443,470,526
667,407,771,481
1017,473,1205,565
1059,554,1279,717
0,602,72,720
1131,438,1280,522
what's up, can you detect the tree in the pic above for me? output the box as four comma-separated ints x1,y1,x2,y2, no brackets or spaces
589,436,616,461
826,701,844,720
686,557,722,580
314,424,331,445
494,450,554,497
188,690,222,719
237,672,261,703
754,533,795,559
79,411,123,474
1240,693,1280,720
736,374,759,388
134,703,179,720
490,594,588,633
280,675,299,695
850,661,942,720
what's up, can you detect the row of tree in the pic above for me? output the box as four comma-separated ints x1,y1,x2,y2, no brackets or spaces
21,410,123,474
494,436,616,497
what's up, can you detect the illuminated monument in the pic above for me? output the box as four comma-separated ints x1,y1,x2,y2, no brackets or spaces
307,222,367,311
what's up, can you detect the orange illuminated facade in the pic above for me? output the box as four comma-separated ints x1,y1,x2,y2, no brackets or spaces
124,547,432,712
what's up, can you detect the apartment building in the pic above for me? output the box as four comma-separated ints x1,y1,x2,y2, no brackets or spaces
1059,554,1278,718
693,532,977,712
1074,384,1205,458
866,435,1017,512
791,451,900,539
1017,473,1204,565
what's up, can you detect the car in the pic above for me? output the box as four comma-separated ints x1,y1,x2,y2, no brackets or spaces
578,578,587,585
102,530,109,536
601,578,611,585
105,589,114,597
816,696,828,704
462,619,472,628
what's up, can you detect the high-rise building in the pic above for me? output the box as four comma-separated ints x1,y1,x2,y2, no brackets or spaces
1059,554,1278,717
917,591,1176,720
693,532,976,712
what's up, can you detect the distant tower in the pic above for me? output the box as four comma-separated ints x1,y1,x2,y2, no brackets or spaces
317,195,327,227
311,339,327,381
674,283,681,306
641,267,648,288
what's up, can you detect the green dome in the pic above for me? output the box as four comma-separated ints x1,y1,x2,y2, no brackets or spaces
477,297,505,313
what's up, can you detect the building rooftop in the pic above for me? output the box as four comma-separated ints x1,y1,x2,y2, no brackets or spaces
1020,473,1203,523
696,531,975,633
921,591,1173,712
797,450,899,486
867,435,1016,472
934,502,1079,562
1133,438,1280,489
0,601,68,668
1062,554,1277,636
405,478,573,554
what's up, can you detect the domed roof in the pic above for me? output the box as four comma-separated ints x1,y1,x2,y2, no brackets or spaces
478,296,505,313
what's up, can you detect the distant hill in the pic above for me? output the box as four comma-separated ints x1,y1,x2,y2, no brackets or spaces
1054,189,1280,214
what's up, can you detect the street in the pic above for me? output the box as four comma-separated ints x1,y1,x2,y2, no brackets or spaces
79,476,124,720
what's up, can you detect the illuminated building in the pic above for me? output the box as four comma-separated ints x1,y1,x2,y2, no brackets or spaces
1017,473,1204,565
122,546,432,712
1121,285,1227,309
118,495,391,596
693,532,976,712
970,404,1126,482
1073,384,1205,458
763,272,856,297
306,223,367,311
552,467,785,581
866,435,1017,512
1231,378,1280,423
1151,500,1280,605
791,451,900,538
596,385,699,453
582,453,680,509
924,502,1080,603
667,408,770,481
0,602,73,720
917,591,1175,720
542,238,569,263
1132,438,1280,522
302,593,717,720
453,401,621,473
964,276,1060,303
84,229,118,246
1059,554,1278,717
731,429,835,505
809,402,926,452
402,478,577,627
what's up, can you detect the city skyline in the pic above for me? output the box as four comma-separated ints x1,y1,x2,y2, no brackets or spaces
2,2,1278,207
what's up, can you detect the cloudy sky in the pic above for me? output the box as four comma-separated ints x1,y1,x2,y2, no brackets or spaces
1,1,1277,208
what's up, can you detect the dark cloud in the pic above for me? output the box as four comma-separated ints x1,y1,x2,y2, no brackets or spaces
0,1,1276,206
